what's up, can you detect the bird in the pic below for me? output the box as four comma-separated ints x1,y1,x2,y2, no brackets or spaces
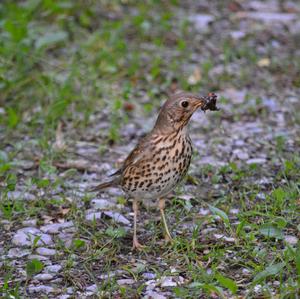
92,92,218,250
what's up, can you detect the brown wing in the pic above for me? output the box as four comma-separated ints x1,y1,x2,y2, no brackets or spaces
110,132,156,177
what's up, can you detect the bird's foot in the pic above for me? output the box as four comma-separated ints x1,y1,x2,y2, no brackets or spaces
132,238,146,251
164,233,173,243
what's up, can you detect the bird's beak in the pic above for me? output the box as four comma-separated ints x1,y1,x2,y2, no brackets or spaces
195,97,206,109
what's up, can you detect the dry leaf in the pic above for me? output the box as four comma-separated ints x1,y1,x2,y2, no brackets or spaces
257,58,271,67
59,207,70,215
188,67,202,85
53,121,66,151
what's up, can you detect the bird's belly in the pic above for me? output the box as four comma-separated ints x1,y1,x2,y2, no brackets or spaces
122,138,192,199
123,171,183,199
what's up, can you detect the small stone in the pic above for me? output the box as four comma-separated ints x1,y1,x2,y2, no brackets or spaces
85,211,102,221
234,139,245,147
189,14,214,31
36,247,57,256
236,11,297,24
248,0,279,12
233,149,249,160
33,273,54,281
66,287,74,294
40,221,74,234
51,278,63,283
262,98,278,111
160,276,177,287
7,191,36,201
117,278,135,285
104,211,131,225
145,279,157,290
201,227,218,235
28,254,49,261
273,280,280,286
230,30,246,40
229,208,240,215
284,235,298,245
58,295,70,299
107,187,124,197
15,159,36,170
223,88,247,104
232,221,241,226
12,227,53,247
213,234,236,243
256,178,272,186
86,284,97,293
45,264,62,273
91,199,116,210
199,208,210,216
143,272,156,279
7,247,31,258
256,192,266,200
28,285,55,294
197,156,225,166
246,158,266,165
98,270,125,279
22,219,37,227
290,20,300,34
254,284,262,293
62,226,77,233
242,268,251,275
144,291,167,299
57,233,73,248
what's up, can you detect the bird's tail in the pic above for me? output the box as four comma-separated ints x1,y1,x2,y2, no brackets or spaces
90,180,116,192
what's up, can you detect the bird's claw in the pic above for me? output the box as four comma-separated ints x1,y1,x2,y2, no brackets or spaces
132,239,146,251
164,234,173,243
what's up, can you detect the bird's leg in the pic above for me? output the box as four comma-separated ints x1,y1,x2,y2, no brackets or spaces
159,198,173,242
132,199,145,250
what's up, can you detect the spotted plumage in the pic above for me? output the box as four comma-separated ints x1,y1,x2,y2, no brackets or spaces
121,127,192,200
92,92,218,249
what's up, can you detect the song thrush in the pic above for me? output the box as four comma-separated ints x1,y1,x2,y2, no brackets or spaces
92,92,218,249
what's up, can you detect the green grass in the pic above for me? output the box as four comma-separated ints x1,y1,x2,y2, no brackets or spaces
1,0,300,298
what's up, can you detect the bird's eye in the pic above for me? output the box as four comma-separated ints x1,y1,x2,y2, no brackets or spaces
181,101,189,108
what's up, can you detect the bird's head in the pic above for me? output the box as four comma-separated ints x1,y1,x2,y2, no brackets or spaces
153,92,218,134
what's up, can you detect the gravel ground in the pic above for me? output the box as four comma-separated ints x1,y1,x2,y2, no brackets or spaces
0,0,299,298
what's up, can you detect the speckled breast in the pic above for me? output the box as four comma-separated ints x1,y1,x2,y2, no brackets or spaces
121,132,193,199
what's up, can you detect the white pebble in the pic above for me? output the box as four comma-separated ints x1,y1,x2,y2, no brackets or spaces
33,273,54,281
160,276,177,287
85,212,102,221
12,227,53,247
28,285,55,294
7,247,31,258
104,211,131,225
284,235,298,245
36,247,57,256
117,279,135,285
91,199,116,210
40,221,74,234
45,264,62,273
